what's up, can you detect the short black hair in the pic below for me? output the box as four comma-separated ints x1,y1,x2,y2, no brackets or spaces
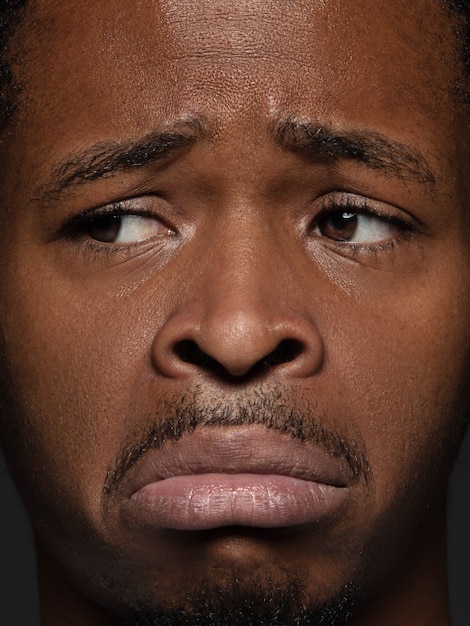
0,0,28,121
450,1,470,71
0,0,470,124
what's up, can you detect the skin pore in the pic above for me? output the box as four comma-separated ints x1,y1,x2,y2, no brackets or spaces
1,0,470,624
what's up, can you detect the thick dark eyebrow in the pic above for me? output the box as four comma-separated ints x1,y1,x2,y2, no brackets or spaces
39,114,435,203
273,117,435,188
39,116,209,202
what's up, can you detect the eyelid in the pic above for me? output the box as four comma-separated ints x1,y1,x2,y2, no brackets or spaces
314,192,417,230
306,191,421,260
86,198,171,222
58,196,176,241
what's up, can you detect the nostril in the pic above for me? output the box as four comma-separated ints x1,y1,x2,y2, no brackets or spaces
261,339,304,368
174,339,235,378
174,337,304,377
174,339,217,368
152,310,323,380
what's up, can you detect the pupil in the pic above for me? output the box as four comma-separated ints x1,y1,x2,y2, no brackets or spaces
328,211,357,240
87,215,122,243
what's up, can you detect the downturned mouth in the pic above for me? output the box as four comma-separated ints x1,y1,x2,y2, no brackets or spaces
120,425,351,531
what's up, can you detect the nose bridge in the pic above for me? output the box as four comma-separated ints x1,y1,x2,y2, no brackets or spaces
200,214,281,323
152,183,323,378
196,220,282,373
151,206,324,380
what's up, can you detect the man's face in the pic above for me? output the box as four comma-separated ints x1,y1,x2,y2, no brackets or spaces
1,0,470,623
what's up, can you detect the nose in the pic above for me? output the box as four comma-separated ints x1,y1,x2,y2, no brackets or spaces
152,310,324,379
151,237,324,381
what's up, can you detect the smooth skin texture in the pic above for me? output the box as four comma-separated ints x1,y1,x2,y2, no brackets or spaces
0,0,470,624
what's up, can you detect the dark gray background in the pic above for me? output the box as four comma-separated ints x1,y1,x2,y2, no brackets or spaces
1,431,469,625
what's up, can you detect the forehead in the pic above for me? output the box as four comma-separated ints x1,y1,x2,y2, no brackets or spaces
14,0,460,137
3,0,466,209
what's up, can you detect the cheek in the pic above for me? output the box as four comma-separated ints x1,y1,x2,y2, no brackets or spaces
0,272,157,530
328,276,470,513
1,230,470,549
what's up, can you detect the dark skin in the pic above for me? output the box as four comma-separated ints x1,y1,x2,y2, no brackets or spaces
1,0,470,624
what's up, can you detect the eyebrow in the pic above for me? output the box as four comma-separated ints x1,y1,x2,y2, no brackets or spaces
273,117,435,188
39,113,435,203
39,116,209,202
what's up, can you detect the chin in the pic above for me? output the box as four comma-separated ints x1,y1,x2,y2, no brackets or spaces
58,522,375,626
126,564,361,626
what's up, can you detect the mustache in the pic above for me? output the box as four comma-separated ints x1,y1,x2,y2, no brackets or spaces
104,387,370,496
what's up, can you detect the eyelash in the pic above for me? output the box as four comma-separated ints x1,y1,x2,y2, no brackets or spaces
61,200,178,247
59,194,417,266
312,194,417,253
55,201,178,264
60,202,151,235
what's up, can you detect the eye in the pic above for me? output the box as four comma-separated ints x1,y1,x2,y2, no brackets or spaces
314,210,400,244
59,197,177,246
85,213,172,244
311,191,413,246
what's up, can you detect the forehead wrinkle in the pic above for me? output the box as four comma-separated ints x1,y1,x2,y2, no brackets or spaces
272,116,436,189
36,115,211,203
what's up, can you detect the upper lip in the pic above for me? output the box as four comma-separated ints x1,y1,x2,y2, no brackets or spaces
120,424,351,499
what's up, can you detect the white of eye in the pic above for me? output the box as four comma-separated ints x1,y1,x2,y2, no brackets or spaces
113,215,171,243
315,211,399,244
86,214,172,244
349,213,398,243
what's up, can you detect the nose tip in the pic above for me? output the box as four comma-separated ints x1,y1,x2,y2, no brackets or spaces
151,308,324,380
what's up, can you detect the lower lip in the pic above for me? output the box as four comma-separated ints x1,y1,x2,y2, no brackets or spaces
127,473,347,531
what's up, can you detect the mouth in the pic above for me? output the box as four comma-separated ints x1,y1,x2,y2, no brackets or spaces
120,425,351,531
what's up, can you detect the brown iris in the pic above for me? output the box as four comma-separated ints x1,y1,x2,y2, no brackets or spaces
86,215,122,243
318,211,358,241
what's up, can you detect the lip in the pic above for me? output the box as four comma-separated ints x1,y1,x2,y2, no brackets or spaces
120,425,351,531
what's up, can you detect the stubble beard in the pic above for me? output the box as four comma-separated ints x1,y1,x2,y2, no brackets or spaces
106,385,370,626
129,568,359,626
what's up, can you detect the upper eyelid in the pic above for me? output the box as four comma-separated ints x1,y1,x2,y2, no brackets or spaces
316,193,417,226
72,197,174,226
318,193,384,213
64,192,413,236
57,198,170,239
84,198,157,216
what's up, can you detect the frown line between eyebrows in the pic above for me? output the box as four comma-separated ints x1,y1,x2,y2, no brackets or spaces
35,114,436,206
